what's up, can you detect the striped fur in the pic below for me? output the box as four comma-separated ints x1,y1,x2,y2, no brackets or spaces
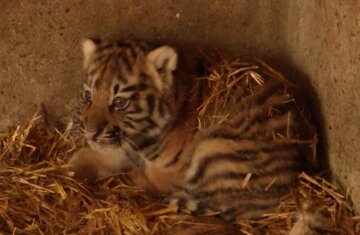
71,38,311,220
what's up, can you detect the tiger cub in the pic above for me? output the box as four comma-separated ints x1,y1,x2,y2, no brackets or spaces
70,38,314,220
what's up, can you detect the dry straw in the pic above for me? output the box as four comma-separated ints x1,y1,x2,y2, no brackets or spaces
0,58,358,234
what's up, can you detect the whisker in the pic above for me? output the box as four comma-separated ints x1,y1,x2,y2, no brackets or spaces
122,136,139,151
70,124,85,141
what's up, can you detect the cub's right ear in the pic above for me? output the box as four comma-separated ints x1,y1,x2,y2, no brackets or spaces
82,38,99,69
146,46,178,93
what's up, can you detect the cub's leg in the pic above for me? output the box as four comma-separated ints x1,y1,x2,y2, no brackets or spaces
130,162,186,196
69,147,138,183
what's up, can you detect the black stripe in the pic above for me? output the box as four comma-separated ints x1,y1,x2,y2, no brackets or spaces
193,185,288,199
254,151,300,171
97,43,116,51
234,141,300,157
220,202,279,220
88,68,97,77
205,110,271,141
125,55,135,72
96,53,112,67
113,84,120,94
128,45,139,61
188,142,301,184
139,82,148,91
116,72,128,84
146,95,155,114
129,92,139,101
139,118,159,133
202,172,249,184
188,153,251,184
116,41,131,48
197,165,301,192
123,121,136,129
246,81,281,106
127,115,159,129
119,54,132,72
136,42,149,51
206,127,242,140
148,153,160,161
93,63,107,82
127,105,143,114
164,148,183,167
228,113,251,129
138,136,159,149
122,85,138,93
259,163,303,178
109,52,121,74
157,102,166,117
94,78,101,88
146,139,169,161
126,115,147,122
146,118,158,129
228,97,289,131
228,109,271,134
192,189,244,204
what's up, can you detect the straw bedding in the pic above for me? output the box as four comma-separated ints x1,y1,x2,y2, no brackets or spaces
0,57,359,235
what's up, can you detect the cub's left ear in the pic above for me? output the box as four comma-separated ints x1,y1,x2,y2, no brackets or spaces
146,46,178,92
82,38,99,69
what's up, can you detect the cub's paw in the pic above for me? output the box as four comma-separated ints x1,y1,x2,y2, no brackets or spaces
129,168,161,197
69,148,112,183
164,191,207,215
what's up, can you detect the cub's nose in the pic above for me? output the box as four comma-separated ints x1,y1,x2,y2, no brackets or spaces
84,121,108,141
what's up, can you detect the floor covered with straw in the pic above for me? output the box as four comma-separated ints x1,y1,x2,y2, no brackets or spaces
0,58,359,235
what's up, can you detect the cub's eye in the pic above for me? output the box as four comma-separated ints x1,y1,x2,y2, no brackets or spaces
113,97,129,110
83,90,92,102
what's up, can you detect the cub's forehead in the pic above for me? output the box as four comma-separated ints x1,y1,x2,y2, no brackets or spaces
86,71,117,92
89,49,141,74
90,41,150,67
85,43,150,87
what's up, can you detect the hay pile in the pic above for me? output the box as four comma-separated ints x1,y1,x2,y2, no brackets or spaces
0,59,359,235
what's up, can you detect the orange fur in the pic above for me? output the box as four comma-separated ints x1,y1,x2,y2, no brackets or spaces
70,39,314,220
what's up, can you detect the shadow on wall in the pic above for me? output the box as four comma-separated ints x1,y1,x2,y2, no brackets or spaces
264,52,330,176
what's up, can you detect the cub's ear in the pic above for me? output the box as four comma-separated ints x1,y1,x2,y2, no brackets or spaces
82,38,99,69
147,46,178,72
146,46,178,92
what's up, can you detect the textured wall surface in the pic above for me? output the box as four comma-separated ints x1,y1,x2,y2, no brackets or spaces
284,1,360,213
0,0,359,212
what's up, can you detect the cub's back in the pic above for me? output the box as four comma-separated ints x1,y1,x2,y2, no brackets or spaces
170,60,316,220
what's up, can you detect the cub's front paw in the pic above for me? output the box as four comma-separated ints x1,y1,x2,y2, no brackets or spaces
69,148,112,183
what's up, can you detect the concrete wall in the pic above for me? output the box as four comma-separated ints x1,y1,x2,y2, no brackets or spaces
285,0,360,213
1,0,359,213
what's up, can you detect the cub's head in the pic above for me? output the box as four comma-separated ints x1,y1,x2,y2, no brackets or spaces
72,39,178,148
